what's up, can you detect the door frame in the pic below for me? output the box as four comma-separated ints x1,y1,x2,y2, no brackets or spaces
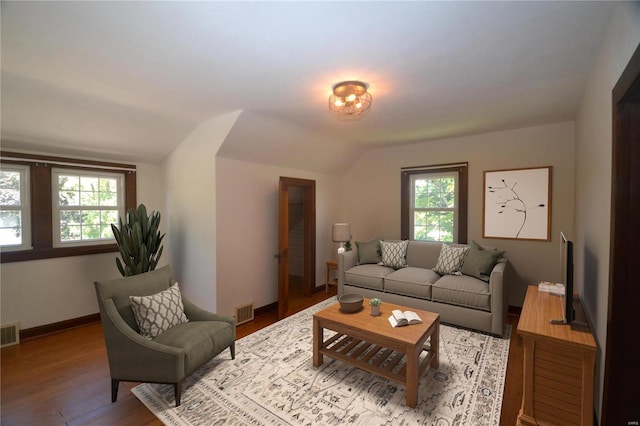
603,42,640,424
277,177,316,319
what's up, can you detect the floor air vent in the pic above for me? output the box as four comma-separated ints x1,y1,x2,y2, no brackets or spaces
1,323,20,347
235,303,254,325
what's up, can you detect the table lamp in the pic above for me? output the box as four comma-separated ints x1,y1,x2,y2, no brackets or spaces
332,223,351,254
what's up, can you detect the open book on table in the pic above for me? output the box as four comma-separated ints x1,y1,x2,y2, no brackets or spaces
388,309,423,327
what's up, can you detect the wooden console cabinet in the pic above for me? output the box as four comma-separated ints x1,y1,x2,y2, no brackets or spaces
517,286,596,426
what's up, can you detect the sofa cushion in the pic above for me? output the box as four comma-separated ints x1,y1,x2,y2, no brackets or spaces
433,244,469,275
380,240,408,269
460,241,505,282
431,274,491,311
129,282,189,339
384,267,440,300
344,264,394,291
355,237,383,264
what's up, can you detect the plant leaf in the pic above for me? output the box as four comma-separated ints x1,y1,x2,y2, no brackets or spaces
111,203,165,276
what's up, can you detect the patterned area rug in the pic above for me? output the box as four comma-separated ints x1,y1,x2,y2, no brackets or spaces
133,298,511,425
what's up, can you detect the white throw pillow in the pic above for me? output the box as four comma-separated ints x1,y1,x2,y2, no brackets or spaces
433,244,470,275
380,240,409,269
130,282,189,339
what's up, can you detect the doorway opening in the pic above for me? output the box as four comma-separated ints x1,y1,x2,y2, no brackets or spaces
287,186,306,302
277,177,318,318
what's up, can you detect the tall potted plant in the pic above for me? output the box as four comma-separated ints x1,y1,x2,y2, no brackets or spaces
111,204,165,277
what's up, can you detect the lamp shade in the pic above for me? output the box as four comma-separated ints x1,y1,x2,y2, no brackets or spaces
332,223,351,243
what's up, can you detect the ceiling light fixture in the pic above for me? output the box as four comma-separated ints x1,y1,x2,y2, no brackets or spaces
328,81,372,120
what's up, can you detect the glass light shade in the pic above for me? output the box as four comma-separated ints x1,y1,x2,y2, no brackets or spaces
328,81,372,120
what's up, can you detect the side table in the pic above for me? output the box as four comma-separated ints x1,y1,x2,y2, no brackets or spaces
325,259,338,293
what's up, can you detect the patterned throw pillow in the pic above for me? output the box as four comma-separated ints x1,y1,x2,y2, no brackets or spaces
380,240,409,269
433,244,470,275
130,282,189,339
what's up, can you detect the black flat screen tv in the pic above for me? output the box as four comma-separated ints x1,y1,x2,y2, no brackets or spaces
550,231,575,324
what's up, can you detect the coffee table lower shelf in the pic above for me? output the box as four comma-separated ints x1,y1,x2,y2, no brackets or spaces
319,333,436,386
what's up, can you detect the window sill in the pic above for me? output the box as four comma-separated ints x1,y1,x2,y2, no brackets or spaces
1,244,118,263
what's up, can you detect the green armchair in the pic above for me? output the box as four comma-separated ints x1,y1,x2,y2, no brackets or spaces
94,265,235,406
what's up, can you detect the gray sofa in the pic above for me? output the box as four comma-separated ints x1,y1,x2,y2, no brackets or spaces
338,240,507,336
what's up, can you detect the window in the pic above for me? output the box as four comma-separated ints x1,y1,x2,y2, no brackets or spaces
0,164,31,251
0,151,136,263
401,163,468,243
52,169,125,247
410,172,458,242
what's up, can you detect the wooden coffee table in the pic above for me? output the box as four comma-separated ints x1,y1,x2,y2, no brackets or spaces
313,299,439,408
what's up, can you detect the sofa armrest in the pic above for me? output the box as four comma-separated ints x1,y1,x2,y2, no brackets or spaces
488,259,508,336
337,250,357,296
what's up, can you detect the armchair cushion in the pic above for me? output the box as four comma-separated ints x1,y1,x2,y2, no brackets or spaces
154,320,234,375
130,282,189,339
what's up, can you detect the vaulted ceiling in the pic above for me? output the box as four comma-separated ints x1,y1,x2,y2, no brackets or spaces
1,1,614,174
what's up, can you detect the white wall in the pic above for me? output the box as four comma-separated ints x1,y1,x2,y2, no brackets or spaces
1,109,243,330
215,156,342,317
341,121,576,307
163,111,241,312
0,162,167,330
575,2,640,422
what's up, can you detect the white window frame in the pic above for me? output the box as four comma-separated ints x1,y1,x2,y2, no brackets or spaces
409,171,459,242
52,168,125,248
0,164,32,252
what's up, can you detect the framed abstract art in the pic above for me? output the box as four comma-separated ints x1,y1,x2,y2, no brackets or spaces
483,166,552,241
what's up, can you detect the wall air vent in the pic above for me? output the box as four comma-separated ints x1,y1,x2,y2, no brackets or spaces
1,323,20,347
234,303,254,325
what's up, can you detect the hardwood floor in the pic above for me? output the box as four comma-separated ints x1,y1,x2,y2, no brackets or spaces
1,288,523,426
501,311,524,425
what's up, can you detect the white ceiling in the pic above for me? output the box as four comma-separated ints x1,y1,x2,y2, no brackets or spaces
1,1,614,174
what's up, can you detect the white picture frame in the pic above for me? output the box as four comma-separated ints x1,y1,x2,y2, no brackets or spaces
483,166,552,241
